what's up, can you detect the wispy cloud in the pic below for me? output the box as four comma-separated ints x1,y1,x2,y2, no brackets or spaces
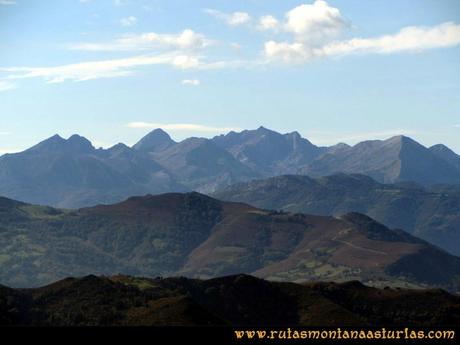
454,124,460,128
0,81,16,92
323,22,460,56
0,0,16,5
205,9,251,26
120,16,137,27
181,79,200,86
257,15,280,31
0,131,11,135
265,22,460,64
68,29,214,51
126,122,240,132
1,53,201,83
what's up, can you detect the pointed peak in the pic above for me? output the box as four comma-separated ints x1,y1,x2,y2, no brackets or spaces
50,134,64,141
133,128,175,152
108,143,130,151
385,135,424,148
64,134,94,153
67,134,94,149
27,133,94,154
430,143,448,150
150,128,170,136
256,126,275,133
430,143,457,155
254,126,280,137
387,135,412,142
39,134,65,144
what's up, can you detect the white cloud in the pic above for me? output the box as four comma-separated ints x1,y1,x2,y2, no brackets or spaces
79,0,90,3
264,41,315,64
323,22,460,56
120,16,137,27
0,131,11,135
0,81,16,92
181,79,200,86
454,124,460,128
68,29,214,51
284,1,348,43
126,122,240,132
258,15,280,31
1,53,200,83
0,0,16,5
265,22,460,64
205,9,251,26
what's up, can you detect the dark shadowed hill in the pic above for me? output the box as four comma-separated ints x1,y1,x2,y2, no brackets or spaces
212,173,460,256
0,274,459,326
1,192,460,291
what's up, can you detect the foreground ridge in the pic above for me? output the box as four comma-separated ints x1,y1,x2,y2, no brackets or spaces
1,274,459,327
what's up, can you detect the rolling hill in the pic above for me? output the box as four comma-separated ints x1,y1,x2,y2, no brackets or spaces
1,192,460,291
212,173,460,256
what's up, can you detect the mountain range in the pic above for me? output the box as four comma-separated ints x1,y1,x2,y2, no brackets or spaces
1,274,459,326
213,173,460,256
1,127,460,208
1,192,460,291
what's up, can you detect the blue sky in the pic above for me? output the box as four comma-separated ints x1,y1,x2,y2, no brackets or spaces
0,0,459,153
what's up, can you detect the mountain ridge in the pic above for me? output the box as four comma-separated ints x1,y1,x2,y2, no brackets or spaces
1,128,460,208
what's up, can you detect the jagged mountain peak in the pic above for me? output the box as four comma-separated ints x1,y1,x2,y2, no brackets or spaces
26,133,94,154
385,135,421,146
430,143,460,157
133,128,175,152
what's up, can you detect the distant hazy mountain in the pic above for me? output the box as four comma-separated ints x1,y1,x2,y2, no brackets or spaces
0,134,184,208
148,136,259,192
1,274,459,326
1,128,460,207
429,144,460,171
301,136,460,185
213,173,460,256
212,126,326,176
132,128,176,153
1,192,460,291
